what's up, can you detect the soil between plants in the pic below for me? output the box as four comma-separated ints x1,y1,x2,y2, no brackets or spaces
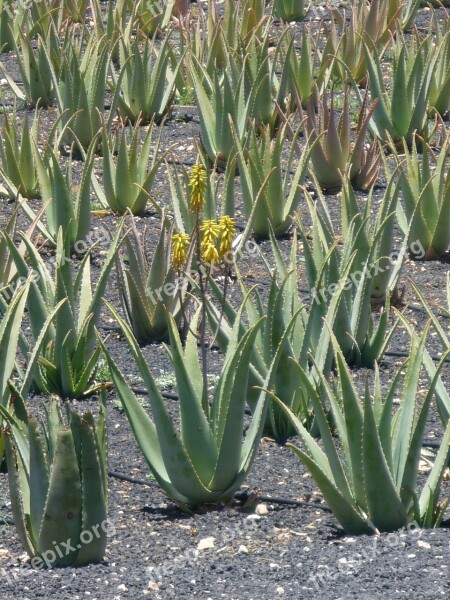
0,3,449,599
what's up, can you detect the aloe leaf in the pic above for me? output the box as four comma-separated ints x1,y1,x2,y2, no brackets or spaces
20,299,65,398
418,417,450,521
38,430,82,566
292,445,371,534
269,394,370,533
332,340,365,508
0,280,30,403
190,56,217,160
72,346,101,399
209,318,264,491
392,323,430,484
99,336,186,499
74,417,107,565
28,418,49,544
5,436,35,557
165,312,218,485
362,390,408,531
391,47,410,138
400,349,450,508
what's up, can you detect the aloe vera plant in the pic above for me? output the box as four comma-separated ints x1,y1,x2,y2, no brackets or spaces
182,0,265,89
0,108,40,198
0,0,15,52
299,172,402,366
323,0,398,85
364,32,438,145
398,296,450,428
206,230,344,443
94,119,166,215
231,120,311,238
339,172,405,306
394,136,450,259
0,276,61,457
284,26,332,108
221,0,266,47
112,32,182,125
131,0,175,37
273,0,310,22
231,29,294,131
100,298,286,505
20,0,62,37
4,224,123,398
54,37,111,154
189,37,272,165
270,327,450,533
424,25,450,117
300,86,380,192
116,215,192,343
23,134,97,248
0,28,57,107
177,0,227,86
1,394,108,567
91,0,128,63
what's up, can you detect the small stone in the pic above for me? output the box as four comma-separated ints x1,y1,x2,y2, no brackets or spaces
255,504,268,516
417,540,431,549
276,587,285,595
246,514,261,521
238,545,248,554
147,581,160,591
197,537,215,551
117,584,128,591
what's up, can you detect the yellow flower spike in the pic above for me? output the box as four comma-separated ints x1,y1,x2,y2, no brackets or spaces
189,163,207,214
172,232,190,270
201,240,219,264
218,215,235,257
200,219,221,243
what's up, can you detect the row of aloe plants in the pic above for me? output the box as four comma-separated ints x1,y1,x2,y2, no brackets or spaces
2,1,450,254
0,0,448,572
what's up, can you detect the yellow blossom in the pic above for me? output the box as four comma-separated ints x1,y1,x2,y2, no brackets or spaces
172,232,190,270
201,240,219,264
218,215,235,257
189,163,207,214
200,219,220,244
